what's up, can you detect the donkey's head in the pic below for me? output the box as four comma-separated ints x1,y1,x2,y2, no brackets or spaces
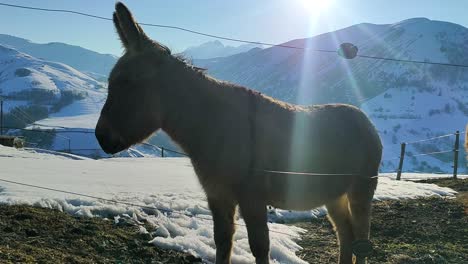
96,2,171,154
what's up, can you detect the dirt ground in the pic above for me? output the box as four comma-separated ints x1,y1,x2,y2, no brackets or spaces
0,205,202,264
0,178,466,263
295,178,468,264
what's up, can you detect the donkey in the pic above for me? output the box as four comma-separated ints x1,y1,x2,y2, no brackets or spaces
96,3,383,264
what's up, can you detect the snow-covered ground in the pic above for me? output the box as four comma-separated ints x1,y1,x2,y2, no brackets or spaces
0,146,461,263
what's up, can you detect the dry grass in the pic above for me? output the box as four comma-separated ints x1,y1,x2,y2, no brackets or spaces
295,178,468,264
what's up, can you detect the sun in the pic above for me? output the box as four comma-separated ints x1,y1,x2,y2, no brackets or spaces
300,0,334,14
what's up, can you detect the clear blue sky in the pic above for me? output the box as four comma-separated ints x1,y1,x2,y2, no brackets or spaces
0,0,466,56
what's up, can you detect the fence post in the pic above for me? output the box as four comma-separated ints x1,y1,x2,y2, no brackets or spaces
161,147,165,157
68,138,71,153
453,131,459,179
0,99,3,135
396,142,406,180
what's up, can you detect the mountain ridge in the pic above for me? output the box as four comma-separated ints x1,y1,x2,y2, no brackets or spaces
0,34,118,79
181,40,262,59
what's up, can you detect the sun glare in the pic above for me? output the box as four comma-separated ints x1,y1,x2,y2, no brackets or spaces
301,0,334,14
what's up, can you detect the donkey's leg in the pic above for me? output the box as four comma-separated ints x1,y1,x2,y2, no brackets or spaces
208,196,237,264
239,197,270,264
326,194,354,264
348,177,378,264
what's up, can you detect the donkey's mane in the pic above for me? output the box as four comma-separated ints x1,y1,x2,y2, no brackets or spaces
168,51,306,114
172,52,209,75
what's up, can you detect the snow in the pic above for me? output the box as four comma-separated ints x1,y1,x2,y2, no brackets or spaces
0,146,461,263
0,43,107,125
380,172,467,180
0,34,118,77
33,113,100,129
0,45,103,96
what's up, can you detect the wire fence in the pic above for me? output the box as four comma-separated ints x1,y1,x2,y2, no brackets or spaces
2,125,465,177
0,130,465,237
1,126,181,157
394,131,464,180
0,117,466,239
0,177,297,237
1,2,468,69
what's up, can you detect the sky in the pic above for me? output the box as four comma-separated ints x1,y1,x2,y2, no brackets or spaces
0,0,467,56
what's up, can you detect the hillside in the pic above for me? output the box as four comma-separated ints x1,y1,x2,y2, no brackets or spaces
194,18,468,173
0,44,106,125
0,34,117,79
0,43,181,157
0,44,109,152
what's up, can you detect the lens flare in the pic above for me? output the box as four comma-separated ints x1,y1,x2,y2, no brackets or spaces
300,0,334,14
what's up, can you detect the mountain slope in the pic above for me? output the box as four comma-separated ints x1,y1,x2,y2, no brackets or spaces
181,40,261,59
0,34,117,79
0,44,106,115
194,18,468,173
0,44,109,153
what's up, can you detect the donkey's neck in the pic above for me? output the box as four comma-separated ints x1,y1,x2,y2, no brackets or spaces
159,64,252,158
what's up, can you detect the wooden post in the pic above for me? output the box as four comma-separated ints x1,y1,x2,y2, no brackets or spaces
453,131,460,179
396,142,406,180
161,147,165,157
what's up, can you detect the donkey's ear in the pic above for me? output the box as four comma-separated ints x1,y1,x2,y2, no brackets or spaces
114,2,149,51
113,12,129,48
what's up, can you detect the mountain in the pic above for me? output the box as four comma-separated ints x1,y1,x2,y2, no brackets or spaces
0,43,181,158
193,18,468,173
181,40,262,59
0,44,107,151
0,44,106,116
0,34,117,79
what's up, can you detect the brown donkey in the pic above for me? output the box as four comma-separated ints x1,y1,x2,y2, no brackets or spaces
96,3,382,264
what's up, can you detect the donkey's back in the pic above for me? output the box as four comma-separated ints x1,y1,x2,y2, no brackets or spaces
256,102,382,176
254,102,382,210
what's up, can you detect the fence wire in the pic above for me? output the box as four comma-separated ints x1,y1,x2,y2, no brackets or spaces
406,149,455,158
0,177,299,237
2,2,468,69
405,133,456,145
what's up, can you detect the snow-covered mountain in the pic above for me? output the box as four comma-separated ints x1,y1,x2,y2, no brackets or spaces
0,34,117,79
194,18,468,173
0,44,179,157
0,44,106,116
0,44,108,151
181,40,261,59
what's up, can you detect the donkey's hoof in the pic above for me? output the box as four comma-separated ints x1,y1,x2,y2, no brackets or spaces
352,239,373,257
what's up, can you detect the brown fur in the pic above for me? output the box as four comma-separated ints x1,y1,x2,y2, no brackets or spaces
96,3,383,264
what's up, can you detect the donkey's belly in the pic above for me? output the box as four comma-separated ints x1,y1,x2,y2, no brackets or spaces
266,175,352,211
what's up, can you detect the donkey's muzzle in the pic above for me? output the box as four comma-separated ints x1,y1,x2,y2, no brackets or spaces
95,117,127,154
